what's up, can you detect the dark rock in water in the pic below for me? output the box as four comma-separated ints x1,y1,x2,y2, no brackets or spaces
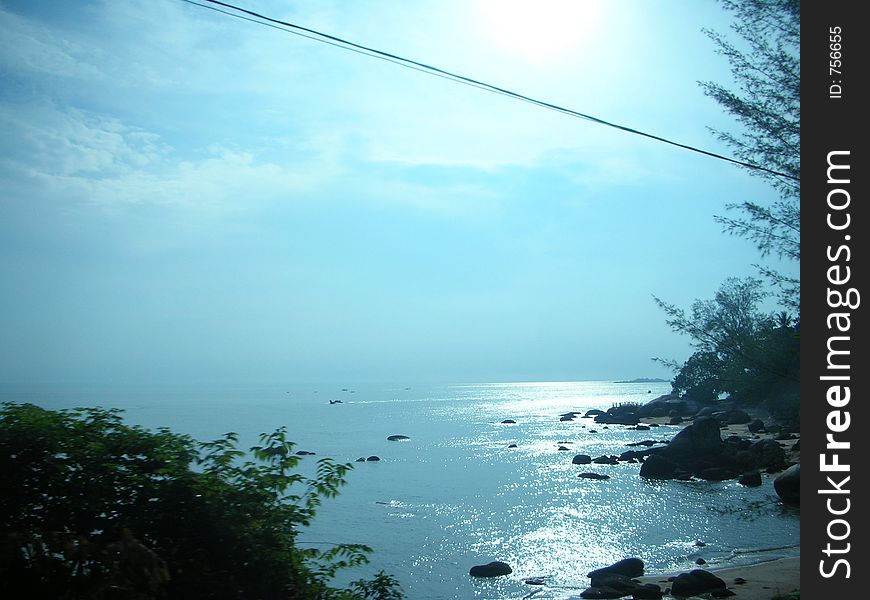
387,435,410,441
558,445,570,451
524,577,546,585
295,451,316,456
366,456,381,462
578,472,610,480
699,467,737,481
663,417,723,458
589,430,598,434
632,583,663,599
738,471,763,487
593,455,619,465
587,557,645,579
500,419,517,424
670,569,727,597
584,409,606,418
579,587,625,599
774,464,800,504
355,457,366,462
747,419,766,433
594,413,640,426
635,425,651,431
649,423,660,427
587,572,639,593
639,454,679,480
573,454,593,465
507,444,518,448
468,561,512,577
560,416,575,421
694,540,707,547
695,558,707,565
669,415,683,425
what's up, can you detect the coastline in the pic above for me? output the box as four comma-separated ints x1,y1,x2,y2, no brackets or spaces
637,556,799,600
635,407,800,599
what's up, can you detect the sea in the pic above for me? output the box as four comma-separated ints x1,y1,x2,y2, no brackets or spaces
3,380,800,599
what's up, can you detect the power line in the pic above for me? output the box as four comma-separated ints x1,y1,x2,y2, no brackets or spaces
178,0,799,183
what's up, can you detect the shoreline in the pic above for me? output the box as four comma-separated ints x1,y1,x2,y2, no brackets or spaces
637,556,799,599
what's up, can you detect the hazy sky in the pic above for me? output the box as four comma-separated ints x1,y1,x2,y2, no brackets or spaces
0,0,793,386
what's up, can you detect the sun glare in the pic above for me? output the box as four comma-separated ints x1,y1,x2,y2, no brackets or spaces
475,0,603,61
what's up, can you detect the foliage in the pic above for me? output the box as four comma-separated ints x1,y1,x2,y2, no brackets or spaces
654,278,799,419
0,403,403,599
700,0,800,311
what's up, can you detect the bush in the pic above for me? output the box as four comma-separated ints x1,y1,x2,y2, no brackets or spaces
0,402,403,599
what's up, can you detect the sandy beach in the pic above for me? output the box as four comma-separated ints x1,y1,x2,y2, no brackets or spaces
638,556,799,599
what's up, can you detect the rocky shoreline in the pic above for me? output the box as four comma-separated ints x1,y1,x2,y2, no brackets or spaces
470,393,801,599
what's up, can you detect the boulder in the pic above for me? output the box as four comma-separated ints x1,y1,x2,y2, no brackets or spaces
632,583,663,599
587,572,639,594
670,569,727,597
662,417,723,458
584,409,606,418
366,455,381,461
579,587,625,599
773,464,800,504
507,444,518,448
668,416,683,425
726,409,751,425
469,561,512,577
578,472,611,480
355,457,366,462
639,454,679,480
593,455,619,465
573,454,593,465
698,467,738,481
595,413,640,426
749,439,786,470
747,419,766,433
560,416,575,421
695,406,716,418
587,557,645,579
738,471,763,487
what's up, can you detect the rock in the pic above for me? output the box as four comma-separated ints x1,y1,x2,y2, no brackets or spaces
747,419,766,433
573,454,593,465
593,455,619,465
635,425,651,431
749,439,786,470
595,413,640,426
775,432,796,441
560,416,575,421
664,417,723,458
579,587,625,599
355,457,366,462
507,444,518,448
387,435,410,441
558,445,571,451
670,569,727,597
589,430,598,434
366,456,381,461
639,454,679,480
584,409,606,418
669,416,683,425
579,472,611,480
500,419,517,424
711,589,736,597
694,541,707,547
695,406,716,418
588,572,639,594
632,583,663,599
587,557,645,579
698,467,738,481
726,409,751,424
469,561,512,577
524,577,546,585
773,464,800,504
695,558,706,565
738,471,762,487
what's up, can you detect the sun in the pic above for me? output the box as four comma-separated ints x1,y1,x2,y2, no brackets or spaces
475,0,603,62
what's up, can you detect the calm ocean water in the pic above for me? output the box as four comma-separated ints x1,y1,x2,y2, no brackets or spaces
3,381,799,599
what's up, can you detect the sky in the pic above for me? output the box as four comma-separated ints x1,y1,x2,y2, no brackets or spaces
0,0,794,386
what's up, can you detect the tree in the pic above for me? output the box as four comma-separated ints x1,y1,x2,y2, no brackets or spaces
0,403,404,600
700,0,800,311
654,277,799,421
